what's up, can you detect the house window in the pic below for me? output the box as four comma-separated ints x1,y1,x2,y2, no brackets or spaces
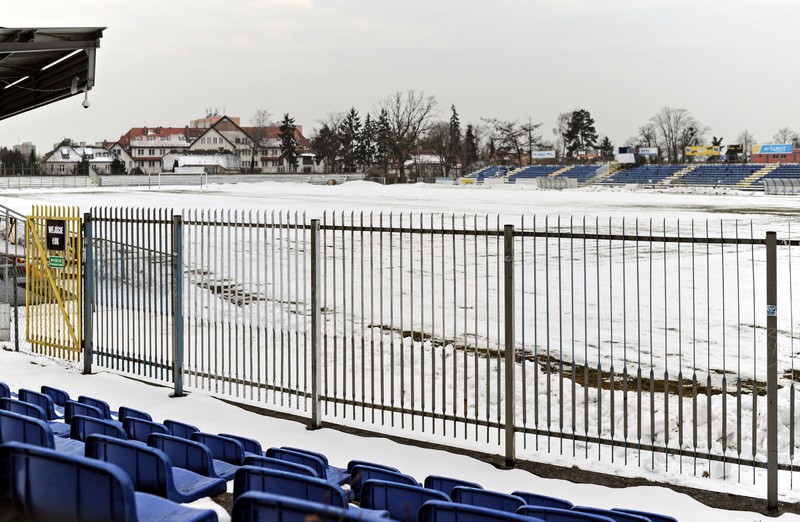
59,164,65,172
149,149,155,155
137,161,143,167
149,161,155,167
273,160,280,167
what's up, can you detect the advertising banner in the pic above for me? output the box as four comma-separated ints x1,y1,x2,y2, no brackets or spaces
531,150,556,159
638,147,658,156
752,144,793,155
684,146,721,156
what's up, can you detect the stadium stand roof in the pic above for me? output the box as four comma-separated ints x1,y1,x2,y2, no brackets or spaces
0,27,104,121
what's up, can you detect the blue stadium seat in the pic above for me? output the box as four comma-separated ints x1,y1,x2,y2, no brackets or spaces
0,381,10,399
419,500,539,522
78,394,114,419
424,475,483,497
512,491,573,510
243,454,320,478
572,507,651,522
451,486,525,514
192,432,246,465
0,409,84,456
70,414,129,443
124,417,169,443
64,399,105,423
19,388,62,420
232,466,387,518
360,479,451,522
119,406,153,423
266,447,345,487
0,441,218,521
232,491,387,522
0,397,71,437
149,432,238,481
349,464,419,501
282,446,349,485
86,434,227,503
346,459,399,474
517,506,615,521
612,508,677,522
165,418,200,439
41,385,70,407
220,432,263,456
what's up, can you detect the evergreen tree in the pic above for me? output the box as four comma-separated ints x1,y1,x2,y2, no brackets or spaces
463,125,479,170
598,136,614,160
447,105,462,171
311,123,340,173
359,113,376,168
564,109,598,159
110,157,127,175
339,107,361,172
374,108,392,172
28,150,37,175
278,113,299,171
75,157,90,176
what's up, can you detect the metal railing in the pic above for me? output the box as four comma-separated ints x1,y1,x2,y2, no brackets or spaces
75,207,800,506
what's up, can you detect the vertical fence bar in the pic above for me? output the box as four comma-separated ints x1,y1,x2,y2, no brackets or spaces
83,212,94,374
171,214,184,397
504,224,515,467
766,230,778,510
310,219,322,429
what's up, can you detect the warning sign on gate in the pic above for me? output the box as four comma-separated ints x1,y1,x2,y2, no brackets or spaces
48,256,64,269
47,219,66,251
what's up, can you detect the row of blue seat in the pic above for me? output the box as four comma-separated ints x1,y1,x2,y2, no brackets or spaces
1,380,680,522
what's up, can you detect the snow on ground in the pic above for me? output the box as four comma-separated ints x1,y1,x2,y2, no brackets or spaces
1,346,795,522
5,180,800,519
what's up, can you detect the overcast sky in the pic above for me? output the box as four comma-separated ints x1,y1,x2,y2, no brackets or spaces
2,0,798,154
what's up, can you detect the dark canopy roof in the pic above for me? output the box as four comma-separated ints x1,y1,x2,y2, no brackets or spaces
0,27,104,121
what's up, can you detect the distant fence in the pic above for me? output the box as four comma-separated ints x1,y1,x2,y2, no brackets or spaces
0,173,365,191
20,207,800,507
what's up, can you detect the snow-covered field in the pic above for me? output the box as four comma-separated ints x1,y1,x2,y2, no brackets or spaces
6,180,800,518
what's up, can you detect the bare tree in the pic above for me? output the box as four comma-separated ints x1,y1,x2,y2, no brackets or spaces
773,127,799,145
482,118,532,165
377,90,438,182
552,112,571,158
736,130,755,151
735,129,755,161
648,107,708,163
520,117,543,165
248,109,272,173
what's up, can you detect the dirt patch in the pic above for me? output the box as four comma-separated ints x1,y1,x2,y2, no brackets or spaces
369,324,769,397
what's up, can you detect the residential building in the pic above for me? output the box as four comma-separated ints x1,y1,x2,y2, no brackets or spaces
188,116,319,174
41,140,115,175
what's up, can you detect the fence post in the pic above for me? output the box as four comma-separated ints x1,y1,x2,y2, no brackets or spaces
504,224,516,467
766,231,778,511
310,219,322,429
82,212,94,374
171,214,184,397
10,215,19,352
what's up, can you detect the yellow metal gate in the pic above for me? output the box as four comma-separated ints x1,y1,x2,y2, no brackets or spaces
25,206,82,359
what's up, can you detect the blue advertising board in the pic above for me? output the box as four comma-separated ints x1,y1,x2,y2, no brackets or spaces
753,144,793,154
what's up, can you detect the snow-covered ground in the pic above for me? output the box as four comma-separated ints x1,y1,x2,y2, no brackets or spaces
6,180,800,518
1,346,795,522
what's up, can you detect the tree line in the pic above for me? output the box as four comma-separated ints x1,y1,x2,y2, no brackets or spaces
300,96,793,176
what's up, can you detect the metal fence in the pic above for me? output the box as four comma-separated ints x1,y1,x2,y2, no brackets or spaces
72,208,800,506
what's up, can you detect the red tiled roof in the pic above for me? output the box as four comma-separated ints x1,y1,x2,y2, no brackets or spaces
117,126,202,148
239,126,311,149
